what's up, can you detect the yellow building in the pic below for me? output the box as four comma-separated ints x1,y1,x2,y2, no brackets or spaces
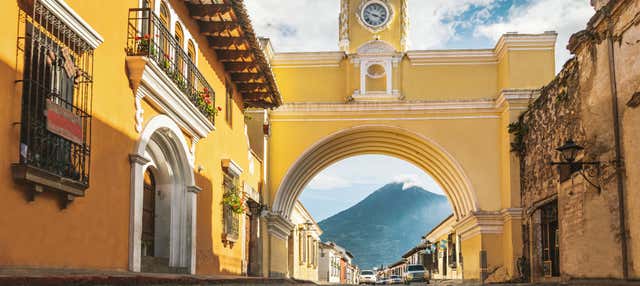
287,201,322,282
0,0,278,276
424,215,463,281
261,0,556,282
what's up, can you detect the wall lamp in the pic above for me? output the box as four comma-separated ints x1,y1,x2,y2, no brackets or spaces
550,139,602,192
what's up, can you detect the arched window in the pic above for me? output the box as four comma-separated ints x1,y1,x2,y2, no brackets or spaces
174,22,184,74
187,40,196,87
141,0,154,37
159,2,170,57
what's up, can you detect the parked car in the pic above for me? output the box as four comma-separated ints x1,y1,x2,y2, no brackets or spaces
359,270,377,284
403,264,429,284
388,275,403,284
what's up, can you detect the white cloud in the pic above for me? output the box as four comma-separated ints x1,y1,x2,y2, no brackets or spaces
392,174,441,193
474,0,593,72
306,173,353,190
244,0,340,52
407,0,496,49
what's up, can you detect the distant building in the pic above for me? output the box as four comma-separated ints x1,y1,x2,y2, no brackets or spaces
288,201,322,282
318,241,358,284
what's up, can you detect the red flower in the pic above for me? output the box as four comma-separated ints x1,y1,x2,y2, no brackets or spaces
143,34,150,39
203,87,209,93
217,106,222,111
204,98,212,105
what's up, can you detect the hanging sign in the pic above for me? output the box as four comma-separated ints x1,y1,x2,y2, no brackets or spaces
46,99,83,145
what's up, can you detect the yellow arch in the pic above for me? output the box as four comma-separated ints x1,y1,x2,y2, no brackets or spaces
271,125,479,220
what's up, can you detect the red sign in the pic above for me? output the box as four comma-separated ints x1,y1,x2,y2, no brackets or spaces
46,99,83,145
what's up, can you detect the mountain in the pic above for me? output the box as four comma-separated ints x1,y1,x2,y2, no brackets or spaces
318,182,452,270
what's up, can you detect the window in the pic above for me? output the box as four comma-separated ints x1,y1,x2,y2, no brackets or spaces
298,230,304,264
223,172,240,241
14,0,94,197
158,2,170,57
448,233,457,268
225,81,233,125
541,201,559,277
187,40,196,86
174,22,184,74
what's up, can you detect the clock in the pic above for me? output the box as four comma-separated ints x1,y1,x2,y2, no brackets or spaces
358,0,393,31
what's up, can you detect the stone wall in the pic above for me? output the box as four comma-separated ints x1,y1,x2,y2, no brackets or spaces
514,0,640,281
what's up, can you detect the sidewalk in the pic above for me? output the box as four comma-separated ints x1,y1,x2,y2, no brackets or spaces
0,268,318,286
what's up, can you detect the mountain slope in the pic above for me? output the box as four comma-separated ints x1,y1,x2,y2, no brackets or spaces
318,182,452,270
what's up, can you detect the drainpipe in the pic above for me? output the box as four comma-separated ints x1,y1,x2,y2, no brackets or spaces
606,12,629,281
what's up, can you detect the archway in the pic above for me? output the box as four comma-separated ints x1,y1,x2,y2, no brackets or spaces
129,115,200,274
272,125,479,221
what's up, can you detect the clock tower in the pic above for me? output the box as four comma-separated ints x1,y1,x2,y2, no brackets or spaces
339,0,408,53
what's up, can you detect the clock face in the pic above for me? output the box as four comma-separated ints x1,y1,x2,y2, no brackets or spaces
362,2,389,28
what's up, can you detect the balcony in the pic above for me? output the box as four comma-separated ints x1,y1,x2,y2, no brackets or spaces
126,8,215,134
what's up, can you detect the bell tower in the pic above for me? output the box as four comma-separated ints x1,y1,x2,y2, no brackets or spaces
339,0,408,53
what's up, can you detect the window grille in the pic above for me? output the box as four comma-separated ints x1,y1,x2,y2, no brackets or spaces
14,0,94,195
223,173,240,240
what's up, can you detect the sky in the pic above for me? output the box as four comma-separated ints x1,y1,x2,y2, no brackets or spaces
245,0,595,72
243,1,596,220
297,155,443,221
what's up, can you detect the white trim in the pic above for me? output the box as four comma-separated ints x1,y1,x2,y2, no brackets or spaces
222,158,244,177
139,60,215,138
270,116,499,122
129,115,198,274
272,52,345,68
454,212,504,241
39,0,104,49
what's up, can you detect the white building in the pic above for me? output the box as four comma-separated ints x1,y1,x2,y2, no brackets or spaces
288,201,322,282
319,241,342,283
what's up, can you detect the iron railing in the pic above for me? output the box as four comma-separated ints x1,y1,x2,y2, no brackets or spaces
127,8,215,123
17,0,93,186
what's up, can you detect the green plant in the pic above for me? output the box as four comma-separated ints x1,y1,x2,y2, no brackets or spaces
223,185,245,214
508,117,528,155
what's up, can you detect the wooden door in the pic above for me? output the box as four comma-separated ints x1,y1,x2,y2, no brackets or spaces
142,170,156,257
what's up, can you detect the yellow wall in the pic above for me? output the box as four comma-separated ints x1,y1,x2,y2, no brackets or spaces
0,0,259,275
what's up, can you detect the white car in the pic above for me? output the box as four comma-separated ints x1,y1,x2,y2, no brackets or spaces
403,264,429,284
388,275,403,284
359,270,377,284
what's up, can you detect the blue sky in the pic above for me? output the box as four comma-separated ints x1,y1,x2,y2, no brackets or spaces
245,0,594,72
298,155,443,221
243,1,595,220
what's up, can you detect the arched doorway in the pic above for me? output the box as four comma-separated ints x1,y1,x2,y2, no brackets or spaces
272,125,478,220
265,125,516,280
129,115,200,274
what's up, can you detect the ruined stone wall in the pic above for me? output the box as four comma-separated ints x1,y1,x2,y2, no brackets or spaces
515,0,640,281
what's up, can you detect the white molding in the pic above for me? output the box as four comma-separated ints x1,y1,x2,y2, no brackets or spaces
40,0,104,49
407,50,496,66
266,213,295,240
454,212,504,241
134,93,145,133
140,60,215,138
129,115,198,274
494,32,557,57
272,52,345,68
222,158,243,177
270,115,499,122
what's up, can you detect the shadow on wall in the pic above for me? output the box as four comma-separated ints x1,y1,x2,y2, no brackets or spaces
0,55,233,274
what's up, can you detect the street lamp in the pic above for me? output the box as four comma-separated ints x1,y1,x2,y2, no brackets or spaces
550,139,602,192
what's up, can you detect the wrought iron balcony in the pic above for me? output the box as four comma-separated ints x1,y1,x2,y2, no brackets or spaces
126,8,215,123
